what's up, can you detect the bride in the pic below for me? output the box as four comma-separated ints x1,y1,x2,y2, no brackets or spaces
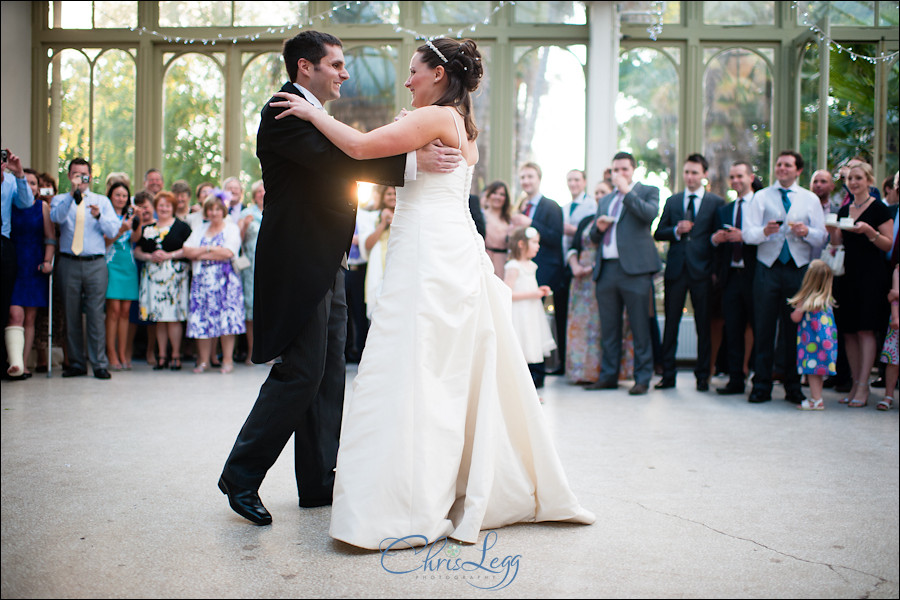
271,37,594,550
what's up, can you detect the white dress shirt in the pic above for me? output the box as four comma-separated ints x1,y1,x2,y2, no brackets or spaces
564,191,598,253
600,182,635,260
742,183,827,268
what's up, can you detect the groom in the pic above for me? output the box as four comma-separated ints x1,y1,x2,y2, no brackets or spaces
219,30,461,525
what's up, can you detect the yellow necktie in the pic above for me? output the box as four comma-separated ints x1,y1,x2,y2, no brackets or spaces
71,198,86,255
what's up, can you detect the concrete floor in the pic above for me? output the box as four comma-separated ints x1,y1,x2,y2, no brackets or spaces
2,363,898,598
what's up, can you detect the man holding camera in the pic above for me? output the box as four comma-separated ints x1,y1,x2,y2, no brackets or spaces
50,158,120,379
2,147,35,371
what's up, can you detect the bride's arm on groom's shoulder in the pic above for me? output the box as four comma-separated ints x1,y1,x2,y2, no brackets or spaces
272,92,453,160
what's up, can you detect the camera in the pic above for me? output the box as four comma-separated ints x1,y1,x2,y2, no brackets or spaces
1,149,8,163
125,203,135,219
80,174,90,184
40,187,54,197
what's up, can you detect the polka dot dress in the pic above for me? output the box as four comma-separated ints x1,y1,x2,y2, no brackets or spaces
797,308,838,376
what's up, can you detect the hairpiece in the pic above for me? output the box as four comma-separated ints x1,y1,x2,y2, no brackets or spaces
426,40,448,64
525,227,539,239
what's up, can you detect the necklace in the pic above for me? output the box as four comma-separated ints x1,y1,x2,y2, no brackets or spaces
851,196,870,209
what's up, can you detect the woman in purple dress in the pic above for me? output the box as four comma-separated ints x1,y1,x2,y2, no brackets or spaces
183,195,245,374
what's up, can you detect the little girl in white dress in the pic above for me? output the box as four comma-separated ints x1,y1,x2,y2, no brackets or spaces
504,226,556,389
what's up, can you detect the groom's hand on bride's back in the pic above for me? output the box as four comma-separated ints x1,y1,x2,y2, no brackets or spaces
417,140,462,174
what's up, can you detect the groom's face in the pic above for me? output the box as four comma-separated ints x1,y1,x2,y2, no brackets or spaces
307,44,349,103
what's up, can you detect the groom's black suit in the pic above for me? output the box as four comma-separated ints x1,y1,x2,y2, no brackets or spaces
222,82,406,505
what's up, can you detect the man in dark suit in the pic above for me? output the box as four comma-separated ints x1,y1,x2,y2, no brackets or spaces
219,31,460,525
585,151,661,395
711,161,758,394
654,154,725,391
513,162,565,382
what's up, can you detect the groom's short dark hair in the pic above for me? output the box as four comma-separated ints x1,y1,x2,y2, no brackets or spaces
283,30,343,82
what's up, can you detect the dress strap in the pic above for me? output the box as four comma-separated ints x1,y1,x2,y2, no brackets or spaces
445,106,462,150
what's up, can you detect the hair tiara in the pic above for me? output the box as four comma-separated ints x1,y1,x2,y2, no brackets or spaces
426,40,448,64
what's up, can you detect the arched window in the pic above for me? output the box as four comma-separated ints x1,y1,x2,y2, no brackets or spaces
618,47,680,200
514,45,586,204
703,48,773,196
162,53,225,186
241,52,284,188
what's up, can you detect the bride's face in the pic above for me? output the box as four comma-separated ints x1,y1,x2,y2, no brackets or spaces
405,52,444,108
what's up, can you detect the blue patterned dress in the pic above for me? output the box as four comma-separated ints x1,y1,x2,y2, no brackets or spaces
186,229,245,339
796,308,838,376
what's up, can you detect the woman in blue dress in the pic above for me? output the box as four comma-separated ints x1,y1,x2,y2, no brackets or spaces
103,181,139,371
5,168,54,379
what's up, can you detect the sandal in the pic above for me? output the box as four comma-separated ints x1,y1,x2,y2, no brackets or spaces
848,384,869,408
220,362,234,374
798,398,824,411
877,397,893,411
153,357,169,371
192,362,209,374
170,357,182,371
839,397,851,404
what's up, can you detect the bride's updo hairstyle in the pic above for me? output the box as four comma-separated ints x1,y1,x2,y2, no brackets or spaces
417,38,483,141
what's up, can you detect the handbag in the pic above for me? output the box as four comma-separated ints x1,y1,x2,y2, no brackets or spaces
821,243,845,276
231,254,251,272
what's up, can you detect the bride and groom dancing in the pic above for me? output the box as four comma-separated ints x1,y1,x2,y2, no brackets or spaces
217,30,594,550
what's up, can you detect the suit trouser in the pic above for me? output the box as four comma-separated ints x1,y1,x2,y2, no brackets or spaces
57,255,108,371
344,264,368,358
595,260,654,385
222,269,346,504
722,267,755,385
553,280,569,370
752,259,805,395
1,236,16,366
661,274,711,381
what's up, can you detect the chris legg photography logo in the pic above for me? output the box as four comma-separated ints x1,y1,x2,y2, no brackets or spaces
379,531,521,590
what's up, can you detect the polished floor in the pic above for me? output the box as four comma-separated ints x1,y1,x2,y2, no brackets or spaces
2,362,898,598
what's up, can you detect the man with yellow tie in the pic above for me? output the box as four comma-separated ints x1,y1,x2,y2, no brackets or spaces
50,158,120,379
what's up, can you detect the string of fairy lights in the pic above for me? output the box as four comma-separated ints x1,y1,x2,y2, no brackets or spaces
793,0,899,64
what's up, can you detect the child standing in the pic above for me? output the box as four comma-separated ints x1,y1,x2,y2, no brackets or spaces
878,262,898,411
505,226,556,390
788,259,838,410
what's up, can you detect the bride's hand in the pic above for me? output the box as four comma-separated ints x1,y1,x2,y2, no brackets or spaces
394,108,410,122
271,92,317,122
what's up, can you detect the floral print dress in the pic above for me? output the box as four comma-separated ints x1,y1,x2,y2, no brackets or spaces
186,226,245,339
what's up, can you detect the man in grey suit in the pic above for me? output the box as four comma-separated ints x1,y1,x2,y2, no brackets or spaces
585,151,662,395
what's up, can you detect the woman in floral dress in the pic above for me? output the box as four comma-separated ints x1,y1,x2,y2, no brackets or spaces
183,196,245,374
134,191,192,370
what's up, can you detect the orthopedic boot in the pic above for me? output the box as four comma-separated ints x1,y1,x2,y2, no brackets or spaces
5,326,25,376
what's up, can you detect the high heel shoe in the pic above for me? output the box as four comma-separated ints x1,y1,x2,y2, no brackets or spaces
170,357,182,371
153,357,169,371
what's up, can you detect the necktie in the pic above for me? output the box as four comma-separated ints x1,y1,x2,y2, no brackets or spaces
569,201,578,217
778,188,792,264
71,192,86,255
603,193,623,247
686,194,696,222
732,199,743,263
524,202,534,218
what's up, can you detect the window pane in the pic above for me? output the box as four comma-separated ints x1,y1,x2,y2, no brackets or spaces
799,42,820,174
234,1,308,26
800,1,876,26
515,45,586,204
880,0,900,25
160,1,232,27
163,54,224,187
49,1,92,29
93,50,136,189
241,53,284,189
329,1,398,24
330,45,398,132
827,43,878,168
618,48,679,200
619,1,681,26
888,58,899,177
49,50,92,192
704,1,774,25
421,1,492,25
93,1,137,28
515,1,586,24
703,49,773,196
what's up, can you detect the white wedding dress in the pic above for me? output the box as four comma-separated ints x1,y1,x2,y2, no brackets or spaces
329,122,595,550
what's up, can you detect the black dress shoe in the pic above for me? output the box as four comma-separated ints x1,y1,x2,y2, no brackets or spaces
584,379,618,390
547,367,565,376
299,497,332,508
696,379,709,392
628,383,649,395
218,476,272,525
784,389,805,404
748,390,772,403
62,367,88,378
655,378,676,389
93,368,112,380
716,382,745,395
